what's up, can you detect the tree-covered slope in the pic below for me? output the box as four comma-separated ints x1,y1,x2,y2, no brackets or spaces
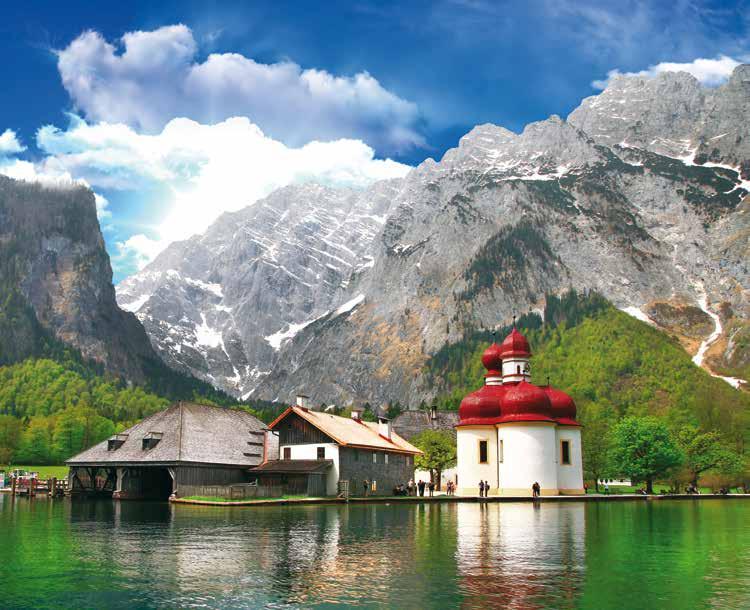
424,292,749,451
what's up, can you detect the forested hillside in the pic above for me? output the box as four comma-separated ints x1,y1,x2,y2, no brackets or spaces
424,292,750,456
0,355,284,465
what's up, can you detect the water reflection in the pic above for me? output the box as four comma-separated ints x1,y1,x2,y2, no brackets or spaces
456,502,585,609
2,495,749,609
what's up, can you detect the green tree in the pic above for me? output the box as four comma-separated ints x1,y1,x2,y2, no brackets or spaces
0,414,23,465
412,430,457,489
677,425,743,487
15,416,55,465
581,404,612,492
608,416,683,493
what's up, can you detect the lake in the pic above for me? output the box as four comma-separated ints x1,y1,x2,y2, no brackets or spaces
1,496,749,609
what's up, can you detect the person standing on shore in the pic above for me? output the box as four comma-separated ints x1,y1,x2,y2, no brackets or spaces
532,482,540,498
479,480,485,497
484,480,490,497
428,480,435,497
418,480,425,497
363,479,370,497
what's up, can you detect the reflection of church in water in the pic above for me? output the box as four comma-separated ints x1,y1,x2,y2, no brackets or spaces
456,328,584,496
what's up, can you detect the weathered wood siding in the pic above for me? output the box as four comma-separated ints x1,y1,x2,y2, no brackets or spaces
277,412,335,445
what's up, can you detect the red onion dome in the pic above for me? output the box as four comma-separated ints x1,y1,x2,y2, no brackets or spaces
544,386,577,419
459,385,506,424
499,328,531,357
481,342,503,376
501,381,553,419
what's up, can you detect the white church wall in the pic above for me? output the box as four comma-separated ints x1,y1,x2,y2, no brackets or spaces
497,423,558,495
456,427,498,495
556,427,585,494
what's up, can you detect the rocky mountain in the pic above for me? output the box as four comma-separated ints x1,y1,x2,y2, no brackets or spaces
0,177,159,381
118,65,750,405
117,181,400,396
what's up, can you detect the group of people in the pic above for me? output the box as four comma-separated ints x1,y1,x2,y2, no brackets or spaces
478,480,491,497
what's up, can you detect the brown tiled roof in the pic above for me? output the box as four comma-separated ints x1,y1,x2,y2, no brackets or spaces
392,410,460,441
67,402,271,467
251,459,333,474
269,406,423,455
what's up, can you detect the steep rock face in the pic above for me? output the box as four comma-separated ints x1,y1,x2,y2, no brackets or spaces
117,181,400,396
254,115,748,404
120,65,750,404
569,65,750,173
0,177,157,381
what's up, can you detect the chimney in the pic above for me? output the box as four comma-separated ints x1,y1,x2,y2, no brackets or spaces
430,405,438,421
350,407,363,421
296,394,312,410
378,416,392,440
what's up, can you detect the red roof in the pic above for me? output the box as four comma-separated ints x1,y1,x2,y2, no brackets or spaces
544,386,577,420
457,332,581,427
499,328,531,357
481,342,503,376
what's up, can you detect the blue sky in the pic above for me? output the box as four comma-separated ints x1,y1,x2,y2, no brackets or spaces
1,0,749,281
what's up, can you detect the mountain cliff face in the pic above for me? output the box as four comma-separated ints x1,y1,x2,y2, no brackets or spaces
116,181,400,396
0,176,165,383
118,65,750,404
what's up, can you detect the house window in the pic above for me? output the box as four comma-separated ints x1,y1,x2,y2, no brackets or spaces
385,453,389,465
561,440,571,465
373,452,378,464
283,447,291,460
499,439,504,463
317,446,325,460
479,440,488,464
517,365,521,375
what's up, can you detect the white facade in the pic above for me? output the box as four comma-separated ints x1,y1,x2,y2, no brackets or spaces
456,331,584,497
457,424,584,496
279,442,340,495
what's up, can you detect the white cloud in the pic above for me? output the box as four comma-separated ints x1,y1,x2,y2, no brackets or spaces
57,24,424,154
115,233,164,271
34,115,412,267
592,55,741,89
0,129,26,156
94,193,111,220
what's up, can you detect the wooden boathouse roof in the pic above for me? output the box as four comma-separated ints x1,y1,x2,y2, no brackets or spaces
67,402,273,468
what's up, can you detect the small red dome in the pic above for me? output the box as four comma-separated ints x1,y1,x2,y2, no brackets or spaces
501,381,552,418
499,328,531,357
544,386,578,424
459,385,506,423
481,343,503,375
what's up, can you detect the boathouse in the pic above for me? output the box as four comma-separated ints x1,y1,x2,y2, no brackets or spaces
66,402,273,500
258,397,422,496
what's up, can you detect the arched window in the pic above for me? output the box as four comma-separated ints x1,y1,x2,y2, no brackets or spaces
516,365,521,375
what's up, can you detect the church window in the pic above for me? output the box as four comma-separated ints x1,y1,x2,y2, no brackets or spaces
317,446,325,460
499,439,504,463
561,440,571,465
373,452,378,464
479,440,488,464
517,365,521,374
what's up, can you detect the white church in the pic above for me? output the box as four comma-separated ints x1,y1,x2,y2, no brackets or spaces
456,327,584,496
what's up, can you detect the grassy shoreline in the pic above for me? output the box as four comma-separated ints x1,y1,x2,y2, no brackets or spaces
2,465,69,479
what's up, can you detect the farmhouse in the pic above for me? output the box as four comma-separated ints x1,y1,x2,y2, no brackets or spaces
260,397,422,496
66,402,273,500
456,328,584,496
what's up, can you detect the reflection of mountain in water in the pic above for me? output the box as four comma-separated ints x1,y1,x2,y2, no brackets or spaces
456,502,586,608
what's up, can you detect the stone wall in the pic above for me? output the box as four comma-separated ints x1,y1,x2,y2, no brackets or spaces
338,447,414,496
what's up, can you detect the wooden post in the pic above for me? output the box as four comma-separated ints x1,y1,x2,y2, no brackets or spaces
29,477,35,497
11,475,16,496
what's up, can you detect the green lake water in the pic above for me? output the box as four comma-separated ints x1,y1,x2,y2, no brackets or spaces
1,495,749,609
